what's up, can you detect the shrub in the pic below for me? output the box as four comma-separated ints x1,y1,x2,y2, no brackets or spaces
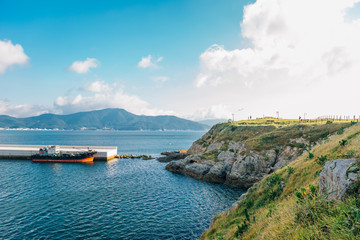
337,128,344,135
308,151,314,159
266,204,276,217
344,149,357,158
314,169,322,177
287,166,295,175
245,200,253,208
266,173,281,187
234,209,251,237
317,155,328,165
295,184,360,237
339,139,348,146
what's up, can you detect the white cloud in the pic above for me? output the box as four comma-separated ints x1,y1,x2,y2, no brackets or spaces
82,80,112,93
68,58,99,74
55,80,174,116
186,104,235,121
0,40,29,74
137,55,163,69
194,0,360,118
152,76,169,83
0,100,51,118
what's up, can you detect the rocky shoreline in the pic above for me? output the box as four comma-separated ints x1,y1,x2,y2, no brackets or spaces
159,122,350,189
157,150,188,162
164,141,302,188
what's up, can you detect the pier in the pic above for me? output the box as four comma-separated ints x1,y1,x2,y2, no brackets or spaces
0,144,117,161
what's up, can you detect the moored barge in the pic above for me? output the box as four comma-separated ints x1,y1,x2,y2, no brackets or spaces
32,145,97,163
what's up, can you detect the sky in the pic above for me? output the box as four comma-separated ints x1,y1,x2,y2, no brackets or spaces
1,0,360,121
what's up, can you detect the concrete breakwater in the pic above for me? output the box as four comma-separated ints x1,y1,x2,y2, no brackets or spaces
114,154,153,160
0,144,117,161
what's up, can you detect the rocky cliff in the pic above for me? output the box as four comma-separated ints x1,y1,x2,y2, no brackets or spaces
199,122,360,240
166,121,351,188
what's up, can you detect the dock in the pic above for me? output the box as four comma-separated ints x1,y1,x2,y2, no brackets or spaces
0,144,117,161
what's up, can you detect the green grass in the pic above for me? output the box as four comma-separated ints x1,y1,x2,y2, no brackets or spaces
199,123,360,240
193,119,352,161
235,117,358,126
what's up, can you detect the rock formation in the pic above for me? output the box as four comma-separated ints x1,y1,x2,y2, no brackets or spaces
319,159,359,200
165,122,348,188
166,140,301,188
157,150,188,162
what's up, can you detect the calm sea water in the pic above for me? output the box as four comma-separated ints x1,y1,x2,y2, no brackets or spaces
0,130,243,240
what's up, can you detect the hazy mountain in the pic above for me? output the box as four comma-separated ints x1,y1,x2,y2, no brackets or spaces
0,108,209,130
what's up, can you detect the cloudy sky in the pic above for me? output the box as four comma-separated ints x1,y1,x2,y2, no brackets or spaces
1,0,360,120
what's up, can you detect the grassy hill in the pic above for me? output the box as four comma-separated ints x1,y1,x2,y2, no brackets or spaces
0,108,209,130
195,118,352,152
200,120,360,239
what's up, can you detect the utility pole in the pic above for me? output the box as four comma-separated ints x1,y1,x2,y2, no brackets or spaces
304,113,307,122
231,108,244,122
276,111,279,124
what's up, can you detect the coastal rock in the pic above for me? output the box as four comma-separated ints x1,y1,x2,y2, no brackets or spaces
319,159,359,200
217,151,235,162
166,143,301,188
226,154,269,188
290,137,309,145
206,142,224,153
157,150,188,162
184,161,214,179
187,143,205,155
203,162,229,183
228,141,245,153
263,149,277,166
166,154,216,180
273,146,298,170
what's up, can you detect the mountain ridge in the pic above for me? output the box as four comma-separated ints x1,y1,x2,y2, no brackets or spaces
0,108,209,130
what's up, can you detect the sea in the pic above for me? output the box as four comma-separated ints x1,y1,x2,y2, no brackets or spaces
0,130,243,240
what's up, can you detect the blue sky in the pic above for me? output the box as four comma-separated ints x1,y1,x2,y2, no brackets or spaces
1,0,360,120
0,0,248,115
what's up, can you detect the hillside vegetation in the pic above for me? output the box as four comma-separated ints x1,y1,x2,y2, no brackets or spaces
167,118,355,188
200,121,360,239
194,118,352,153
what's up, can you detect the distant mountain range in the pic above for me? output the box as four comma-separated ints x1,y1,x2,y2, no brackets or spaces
0,108,209,131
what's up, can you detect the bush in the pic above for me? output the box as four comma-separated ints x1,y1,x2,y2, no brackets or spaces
344,149,357,158
266,173,281,187
234,208,251,237
295,184,360,238
314,169,322,177
308,151,314,159
346,177,360,197
287,166,295,175
337,128,344,135
339,139,348,146
317,155,328,165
